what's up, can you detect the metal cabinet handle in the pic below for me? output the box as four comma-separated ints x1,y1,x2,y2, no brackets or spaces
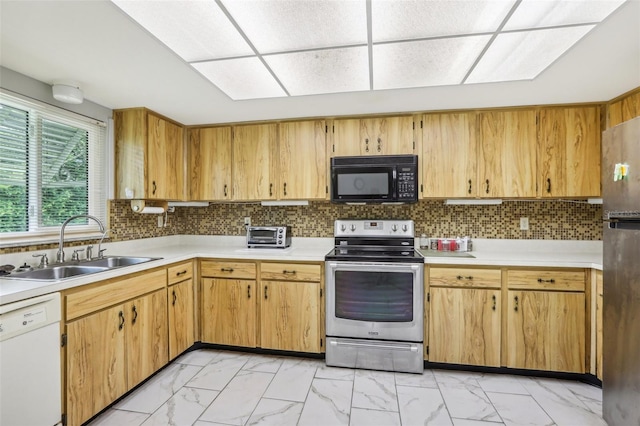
282,270,297,275
224,184,228,197
283,182,287,196
365,138,370,152
546,178,551,193
172,290,177,306
377,137,382,152
176,270,187,276
514,296,519,312
468,179,472,194
456,275,473,280
537,278,556,283
485,179,490,194
132,305,138,325
269,183,273,196
264,285,268,300
118,311,125,330
247,284,251,299
220,268,234,273
492,294,496,311
152,180,157,195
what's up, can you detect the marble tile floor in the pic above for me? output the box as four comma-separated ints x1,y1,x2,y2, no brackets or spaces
88,349,604,426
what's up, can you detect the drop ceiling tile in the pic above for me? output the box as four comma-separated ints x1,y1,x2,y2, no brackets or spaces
192,57,286,100
373,36,492,90
264,47,369,96
504,0,627,31
466,26,595,84
372,0,516,42
220,0,367,53
112,0,253,61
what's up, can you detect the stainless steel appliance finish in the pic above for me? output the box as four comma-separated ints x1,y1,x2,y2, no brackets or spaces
325,220,424,374
246,226,292,248
602,116,640,426
330,155,418,204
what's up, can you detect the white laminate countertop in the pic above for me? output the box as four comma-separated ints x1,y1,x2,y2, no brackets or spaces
0,236,602,305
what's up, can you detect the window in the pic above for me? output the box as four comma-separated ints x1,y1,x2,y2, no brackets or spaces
0,93,107,241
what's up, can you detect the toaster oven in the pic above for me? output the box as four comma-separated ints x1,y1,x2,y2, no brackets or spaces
247,226,292,248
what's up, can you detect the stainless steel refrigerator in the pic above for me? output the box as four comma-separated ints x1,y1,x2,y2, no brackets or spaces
602,116,640,426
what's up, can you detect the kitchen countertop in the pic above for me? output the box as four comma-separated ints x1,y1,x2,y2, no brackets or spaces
0,236,602,305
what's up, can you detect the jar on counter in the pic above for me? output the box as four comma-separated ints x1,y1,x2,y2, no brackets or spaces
420,234,429,249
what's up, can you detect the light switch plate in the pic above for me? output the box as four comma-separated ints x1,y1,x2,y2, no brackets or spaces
520,217,529,230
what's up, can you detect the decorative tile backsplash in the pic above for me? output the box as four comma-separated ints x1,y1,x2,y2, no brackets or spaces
0,199,602,254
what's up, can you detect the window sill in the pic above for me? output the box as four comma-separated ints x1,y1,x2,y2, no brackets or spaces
0,231,104,249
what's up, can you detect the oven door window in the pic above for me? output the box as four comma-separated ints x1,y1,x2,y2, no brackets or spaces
334,270,413,322
250,229,276,242
332,166,394,200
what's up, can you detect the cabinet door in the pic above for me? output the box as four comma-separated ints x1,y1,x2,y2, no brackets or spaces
232,123,278,201
422,112,477,197
261,281,321,352
538,106,601,197
596,271,603,380
189,126,232,200
332,118,362,156
126,289,168,388
608,90,640,127
114,109,146,199
66,305,126,426
429,287,501,366
478,110,537,197
168,279,195,360
361,116,414,155
202,278,256,347
147,113,184,200
279,120,327,199
507,290,585,373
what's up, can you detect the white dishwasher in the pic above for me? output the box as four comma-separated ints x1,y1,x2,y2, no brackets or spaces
0,292,62,426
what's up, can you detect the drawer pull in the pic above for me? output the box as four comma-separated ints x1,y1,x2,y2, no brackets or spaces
132,305,138,325
492,295,496,311
220,268,234,273
456,275,473,280
514,296,519,312
282,270,297,275
118,311,125,330
176,270,188,276
172,290,177,306
537,278,556,283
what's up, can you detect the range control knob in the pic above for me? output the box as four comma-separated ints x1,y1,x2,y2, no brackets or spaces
402,224,408,232
391,224,398,232
350,224,356,232
340,224,346,232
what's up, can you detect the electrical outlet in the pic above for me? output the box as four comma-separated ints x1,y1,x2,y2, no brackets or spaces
520,217,529,231
244,217,251,226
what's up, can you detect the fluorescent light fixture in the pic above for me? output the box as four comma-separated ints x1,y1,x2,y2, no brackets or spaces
167,201,210,207
587,198,603,205
261,200,309,206
52,81,83,104
444,199,503,205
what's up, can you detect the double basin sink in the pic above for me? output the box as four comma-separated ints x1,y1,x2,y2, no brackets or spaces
5,256,161,281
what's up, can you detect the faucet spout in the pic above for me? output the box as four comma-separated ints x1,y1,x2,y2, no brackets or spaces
57,215,106,263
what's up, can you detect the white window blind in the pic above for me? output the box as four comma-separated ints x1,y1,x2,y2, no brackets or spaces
0,93,107,240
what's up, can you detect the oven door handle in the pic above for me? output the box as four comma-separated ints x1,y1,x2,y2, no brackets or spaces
329,340,419,352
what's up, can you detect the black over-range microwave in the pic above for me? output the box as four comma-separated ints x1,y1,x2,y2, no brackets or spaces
330,154,418,204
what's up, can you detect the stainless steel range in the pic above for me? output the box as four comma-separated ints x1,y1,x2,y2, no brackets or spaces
325,219,424,374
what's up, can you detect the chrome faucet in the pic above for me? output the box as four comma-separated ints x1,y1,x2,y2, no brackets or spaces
97,229,111,259
57,215,106,263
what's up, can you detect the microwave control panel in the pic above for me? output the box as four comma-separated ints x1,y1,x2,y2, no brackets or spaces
397,167,417,200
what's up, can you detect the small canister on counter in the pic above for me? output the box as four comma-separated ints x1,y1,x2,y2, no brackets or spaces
420,234,429,249
430,238,438,250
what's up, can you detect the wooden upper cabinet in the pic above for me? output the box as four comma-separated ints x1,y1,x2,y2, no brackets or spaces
188,126,232,201
279,120,327,200
232,123,278,201
478,109,537,198
608,89,640,128
538,106,601,198
332,116,414,156
114,108,185,200
421,112,477,198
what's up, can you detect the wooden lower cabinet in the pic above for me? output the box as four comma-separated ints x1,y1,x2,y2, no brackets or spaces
506,290,585,373
201,277,257,347
168,261,195,360
596,270,603,380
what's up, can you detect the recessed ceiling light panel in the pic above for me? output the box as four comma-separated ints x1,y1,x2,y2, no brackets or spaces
192,57,286,100
372,0,516,42
466,26,594,84
221,0,367,53
374,36,492,89
112,0,253,61
264,47,369,96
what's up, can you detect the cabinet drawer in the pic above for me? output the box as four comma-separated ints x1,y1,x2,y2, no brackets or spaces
507,269,585,291
261,262,321,282
66,269,167,320
168,261,193,285
429,267,501,289
201,260,256,279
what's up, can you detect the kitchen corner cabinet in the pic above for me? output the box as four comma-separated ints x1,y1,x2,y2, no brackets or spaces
168,261,195,360
188,126,232,201
200,260,257,347
608,89,640,128
506,268,586,373
421,112,477,198
260,262,323,353
428,267,502,366
232,123,278,201
478,109,537,198
64,269,168,426
331,116,415,156
278,120,328,199
114,108,185,200
538,106,601,198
